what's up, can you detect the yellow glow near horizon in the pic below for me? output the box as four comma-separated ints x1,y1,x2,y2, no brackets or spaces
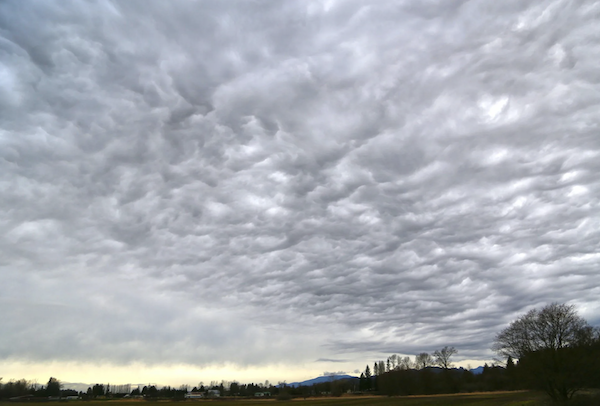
1,358,496,389
0,360,328,387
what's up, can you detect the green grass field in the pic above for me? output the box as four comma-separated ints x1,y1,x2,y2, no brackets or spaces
0,391,549,406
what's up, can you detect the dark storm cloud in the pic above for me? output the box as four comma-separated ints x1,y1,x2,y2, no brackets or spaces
316,359,348,363
1,0,600,371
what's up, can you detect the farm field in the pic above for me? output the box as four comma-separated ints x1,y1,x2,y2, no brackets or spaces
0,391,547,406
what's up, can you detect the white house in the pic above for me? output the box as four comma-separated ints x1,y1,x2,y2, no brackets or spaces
184,392,204,399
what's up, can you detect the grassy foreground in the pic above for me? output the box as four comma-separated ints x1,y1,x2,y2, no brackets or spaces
0,391,547,406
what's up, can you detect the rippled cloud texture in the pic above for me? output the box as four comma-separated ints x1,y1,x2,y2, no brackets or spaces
1,0,600,383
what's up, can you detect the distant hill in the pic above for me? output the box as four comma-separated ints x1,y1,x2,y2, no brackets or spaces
283,375,357,388
283,368,487,388
470,366,485,375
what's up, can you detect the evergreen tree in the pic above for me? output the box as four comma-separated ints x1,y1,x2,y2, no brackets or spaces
364,365,372,390
506,356,516,390
46,377,61,397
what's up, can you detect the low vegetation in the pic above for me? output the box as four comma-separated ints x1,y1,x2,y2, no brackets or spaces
0,391,583,406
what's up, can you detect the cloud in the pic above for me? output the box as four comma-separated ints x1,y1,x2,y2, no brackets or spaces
1,0,599,383
316,359,348,363
321,371,348,377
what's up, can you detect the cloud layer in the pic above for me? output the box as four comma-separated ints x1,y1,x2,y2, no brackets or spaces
1,0,599,380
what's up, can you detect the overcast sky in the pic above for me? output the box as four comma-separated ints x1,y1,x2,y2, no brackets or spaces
1,0,600,387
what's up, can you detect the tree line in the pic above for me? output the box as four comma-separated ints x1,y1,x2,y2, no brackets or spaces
0,377,283,400
362,303,600,404
2,303,598,404
0,377,78,400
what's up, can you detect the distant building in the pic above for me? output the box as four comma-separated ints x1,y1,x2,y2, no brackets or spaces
254,392,271,397
9,395,35,402
184,392,204,399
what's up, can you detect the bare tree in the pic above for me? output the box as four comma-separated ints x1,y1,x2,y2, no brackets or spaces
492,303,592,359
492,303,595,402
414,353,433,369
433,346,457,369
397,356,412,370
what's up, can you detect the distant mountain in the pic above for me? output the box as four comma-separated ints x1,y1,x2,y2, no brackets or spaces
283,375,357,388
470,366,485,375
